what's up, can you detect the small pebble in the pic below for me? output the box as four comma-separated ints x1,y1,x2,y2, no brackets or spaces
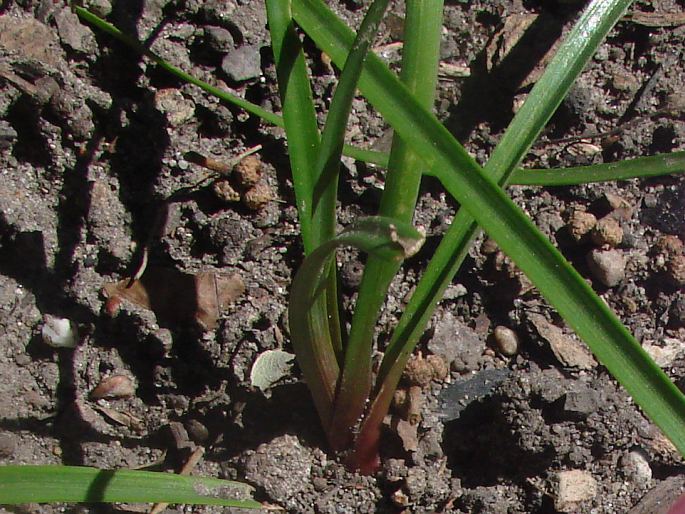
643,194,658,208
591,216,623,247
493,325,519,356
221,44,262,82
42,315,78,348
563,389,598,418
184,419,210,444
567,210,597,242
203,25,234,52
603,193,633,218
642,338,684,367
553,470,597,513
54,8,97,54
586,248,625,287
91,375,136,399
442,283,467,300
620,449,652,482
84,0,112,17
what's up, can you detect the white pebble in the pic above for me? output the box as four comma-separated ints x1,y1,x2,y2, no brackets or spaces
620,449,652,482
41,315,78,348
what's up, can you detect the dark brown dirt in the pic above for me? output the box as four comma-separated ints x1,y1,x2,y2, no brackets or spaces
1,1,684,513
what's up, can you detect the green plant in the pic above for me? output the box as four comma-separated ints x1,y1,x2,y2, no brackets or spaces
268,0,685,474
35,0,685,497
0,465,261,508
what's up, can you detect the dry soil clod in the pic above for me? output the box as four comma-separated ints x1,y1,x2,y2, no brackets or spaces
567,210,597,243
591,216,623,247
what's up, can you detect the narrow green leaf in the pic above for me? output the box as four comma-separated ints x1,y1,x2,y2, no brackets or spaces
74,7,282,128
513,150,685,185
266,0,321,254
310,0,392,373
380,0,636,384
0,465,260,508
292,0,685,459
288,217,424,431
311,0,391,246
330,0,445,451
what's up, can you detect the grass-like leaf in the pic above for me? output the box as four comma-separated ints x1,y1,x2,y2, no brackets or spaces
513,150,685,185
265,0,320,253
330,0,445,450
273,0,396,445
288,217,424,432
0,465,261,508
292,0,685,463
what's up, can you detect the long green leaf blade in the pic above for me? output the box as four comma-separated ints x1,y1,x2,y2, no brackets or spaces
266,0,321,254
289,217,424,429
331,0,445,450
514,150,685,185
380,0,636,383
311,0,392,374
311,0,391,246
266,0,343,426
0,466,261,508
292,0,685,458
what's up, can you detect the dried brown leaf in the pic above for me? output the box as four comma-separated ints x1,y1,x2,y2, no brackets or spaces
102,268,245,330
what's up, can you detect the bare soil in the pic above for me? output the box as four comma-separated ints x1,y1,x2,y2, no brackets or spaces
1,1,684,513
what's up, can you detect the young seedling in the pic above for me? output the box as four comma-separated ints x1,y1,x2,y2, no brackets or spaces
270,0,685,474
72,0,685,484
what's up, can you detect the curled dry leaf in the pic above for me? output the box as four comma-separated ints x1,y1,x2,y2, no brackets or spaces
102,268,245,330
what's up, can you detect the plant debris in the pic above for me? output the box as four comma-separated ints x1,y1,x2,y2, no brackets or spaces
102,268,245,330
